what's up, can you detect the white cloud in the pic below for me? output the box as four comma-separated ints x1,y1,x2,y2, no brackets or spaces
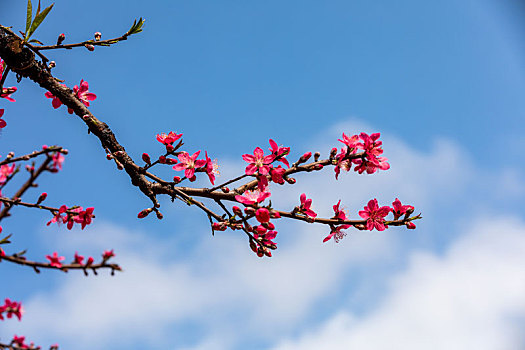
272,216,525,350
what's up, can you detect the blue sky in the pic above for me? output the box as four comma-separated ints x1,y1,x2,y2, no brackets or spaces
1,1,524,349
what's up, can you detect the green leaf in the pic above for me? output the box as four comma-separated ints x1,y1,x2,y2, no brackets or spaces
26,2,54,40
0,234,12,245
29,38,43,45
127,17,145,35
36,0,41,17
26,0,33,36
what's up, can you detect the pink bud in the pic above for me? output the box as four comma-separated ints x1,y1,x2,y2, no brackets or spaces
37,192,47,204
270,210,281,218
57,33,65,45
232,206,242,216
94,32,102,41
85,44,95,51
142,153,151,165
158,156,166,164
255,208,270,223
406,222,416,229
166,144,175,153
300,152,312,162
173,176,181,183
137,208,152,218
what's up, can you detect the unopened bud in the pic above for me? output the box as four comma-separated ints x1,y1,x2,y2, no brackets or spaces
159,155,166,164
173,176,181,183
244,207,256,215
256,248,264,257
142,153,151,165
37,192,47,204
106,154,113,160
285,177,296,184
189,175,196,182
314,152,320,162
165,158,177,165
137,208,153,218
6,152,14,159
299,152,312,163
166,144,174,153
57,33,65,45
232,206,242,216
249,240,257,253
330,147,338,158
313,164,324,170
85,44,95,51
264,249,272,257
116,161,124,170
94,32,102,41
270,210,281,219
406,222,416,229
156,211,164,220
48,61,56,69
221,187,230,193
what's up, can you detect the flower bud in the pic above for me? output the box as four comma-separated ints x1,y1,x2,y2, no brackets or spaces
256,248,264,257
85,44,95,51
106,154,113,160
270,210,281,219
166,144,175,153
48,61,56,69
156,211,164,220
173,176,181,183
137,208,153,218
158,155,166,164
37,192,47,204
221,187,230,193
244,207,256,215
255,208,270,223
406,222,416,229
232,206,242,216
249,240,257,253
264,249,272,257
285,177,296,184
142,153,151,165
94,32,102,41
314,152,321,162
57,33,65,45
299,152,312,163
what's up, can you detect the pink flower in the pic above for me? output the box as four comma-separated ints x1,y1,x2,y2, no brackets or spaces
235,189,271,205
333,148,352,179
0,109,6,128
74,207,95,229
270,165,286,184
173,151,206,179
1,86,17,102
46,252,65,268
358,199,391,231
45,90,64,109
51,152,65,172
68,79,96,113
0,164,15,185
352,132,390,174
156,131,183,145
204,151,219,185
74,252,84,265
392,198,414,219
255,208,270,223
242,147,275,175
338,133,360,149
11,335,28,348
1,298,23,321
254,229,278,247
299,193,317,218
323,200,351,243
102,249,115,260
268,139,290,167
47,205,68,226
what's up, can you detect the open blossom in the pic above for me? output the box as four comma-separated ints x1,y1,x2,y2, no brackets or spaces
270,165,286,184
358,198,391,231
11,335,28,348
353,132,390,174
299,193,317,218
51,152,65,171
242,147,275,175
67,79,96,113
74,252,84,265
392,198,414,218
323,200,351,243
338,132,360,149
255,208,271,223
0,109,6,128
47,205,68,226
333,148,351,179
0,163,15,185
44,86,65,109
204,151,219,185
156,131,183,145
73,207,95,229
102,249,115,260
173,151,206,179
269,139,290,167
0,298,23,321
235,189,271,205
46,252,65,268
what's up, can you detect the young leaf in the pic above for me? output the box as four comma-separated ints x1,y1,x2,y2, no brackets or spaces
26,0,33,36
26,2,54,40
0,234,12,245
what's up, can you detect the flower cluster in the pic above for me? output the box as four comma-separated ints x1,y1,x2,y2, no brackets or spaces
323,198,416,243
334,132,390,178
45,250,115,269
0,163,16,185
0,298,23,321
46,205,95,230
